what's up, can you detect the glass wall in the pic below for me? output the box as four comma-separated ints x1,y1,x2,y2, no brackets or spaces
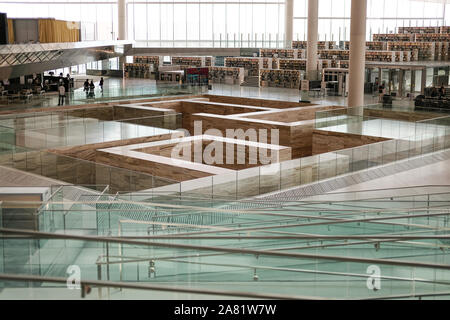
294,0,447,42
127,0,286,48
0,0,448,46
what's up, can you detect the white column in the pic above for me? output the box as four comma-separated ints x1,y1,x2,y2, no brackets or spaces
285,0,294,49
306,0,319,81
118,0,127,40
347,0,367,110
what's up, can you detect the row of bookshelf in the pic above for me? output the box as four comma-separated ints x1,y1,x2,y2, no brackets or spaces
260,69,301,89
292,41,336,50
259,49,306,59
318,50,350,60
171,57,203,67
224,57,262,76
208,66,245,85
398,26,450,34
124,63,153,79
386,42,435,61
262,58,280,69
133,56,162,69
374,33,450,42
278,59,307,71
343,41,387,51
365,51,412,63
415,33,450,42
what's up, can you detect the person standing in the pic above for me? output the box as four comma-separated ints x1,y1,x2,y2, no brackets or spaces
439,85,445,99
58,82,66,106
378,83,385,103
99,77,104,92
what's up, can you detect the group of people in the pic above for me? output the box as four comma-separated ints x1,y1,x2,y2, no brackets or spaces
58,77,104,106
430,86,446,99
83,77,104,98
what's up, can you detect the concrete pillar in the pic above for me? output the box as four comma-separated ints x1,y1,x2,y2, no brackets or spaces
285,0,294,48
347,0,367,111
306,0,319,81
118,0,127,40
411,70,416,93
398,69,404,97
421,68,427,94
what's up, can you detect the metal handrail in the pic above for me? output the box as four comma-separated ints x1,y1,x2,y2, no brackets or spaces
0,273,320,300
1,227,450,270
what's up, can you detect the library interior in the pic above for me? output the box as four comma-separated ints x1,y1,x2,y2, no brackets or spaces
0,0,450,300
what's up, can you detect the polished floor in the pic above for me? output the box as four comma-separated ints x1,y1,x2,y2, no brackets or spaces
1,76,408,112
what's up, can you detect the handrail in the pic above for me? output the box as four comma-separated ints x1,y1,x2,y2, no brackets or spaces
0,273,320,300
1,227,450,270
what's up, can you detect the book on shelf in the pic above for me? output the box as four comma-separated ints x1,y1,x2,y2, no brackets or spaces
292,41,336,50
208,66,244,85
373,34,414,42
124,63,152,79
260,69,300,89
398,26,440,34
224,57,261,76
278,59,307,71
415,33,450,42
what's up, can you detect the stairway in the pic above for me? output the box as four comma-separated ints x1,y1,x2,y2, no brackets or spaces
240,76,260,87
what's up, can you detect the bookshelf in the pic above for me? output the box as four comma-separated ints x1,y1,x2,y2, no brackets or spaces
387,42,434,61
224,57,261,76
436,42,449,61
365,51,396,62
260,49,294,59
318,50,349,60
260,69,300,89
124,63,152,79
440,26,450,34
262,58,279,69
415,33,450,42
205,56,215,67
133,56,162,71
398,26,440,34
344,41,387,50
278,59,307,71
208,67,245,85
171,57,203,67
338,61,349,69
292,41,336,50
373,34,414,42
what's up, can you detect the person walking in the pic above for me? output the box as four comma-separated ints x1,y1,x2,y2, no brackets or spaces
83,79,89,93
88,80,95,98
58,81,66,106
99,77,104,93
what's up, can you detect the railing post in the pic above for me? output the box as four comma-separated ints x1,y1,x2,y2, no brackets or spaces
97,263,102,299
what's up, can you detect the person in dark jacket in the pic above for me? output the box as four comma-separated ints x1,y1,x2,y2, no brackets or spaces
439,85,445,99
99,77,104,92
88,80,95,98
83,79,89,93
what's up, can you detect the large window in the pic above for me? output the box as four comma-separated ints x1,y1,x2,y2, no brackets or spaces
294,0,447,42
128,0,285,47
0,0,447,46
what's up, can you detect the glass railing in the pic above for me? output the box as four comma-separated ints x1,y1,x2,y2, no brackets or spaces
0,143,177,194
1,185,450,299
1,116,181,150
0,110,183,132
0,83,206,112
